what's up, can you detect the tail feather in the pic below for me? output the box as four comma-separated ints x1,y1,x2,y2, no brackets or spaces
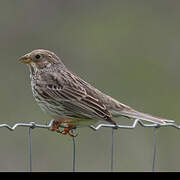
118,108,174,125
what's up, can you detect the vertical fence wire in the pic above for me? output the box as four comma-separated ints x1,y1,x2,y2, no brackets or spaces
71,130,76,172
72,136,76,172
0,119,179,171
28,127,32,172
27,125,158,172
152,127,158,172
111,128,115,172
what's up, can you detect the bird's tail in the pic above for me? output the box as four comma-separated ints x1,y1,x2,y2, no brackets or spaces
118,108,174,125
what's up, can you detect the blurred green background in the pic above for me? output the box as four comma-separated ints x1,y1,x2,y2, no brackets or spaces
0,0,180,171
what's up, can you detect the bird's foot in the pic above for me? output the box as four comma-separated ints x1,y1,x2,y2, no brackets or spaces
58,126,78,137
50,119,78,137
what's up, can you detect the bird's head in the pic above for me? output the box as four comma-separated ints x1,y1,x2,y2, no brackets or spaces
19,49,65,70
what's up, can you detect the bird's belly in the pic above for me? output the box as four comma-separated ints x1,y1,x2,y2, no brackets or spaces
37,99,69,118
35,98,99,127
32,88,65,117
32,86,100,127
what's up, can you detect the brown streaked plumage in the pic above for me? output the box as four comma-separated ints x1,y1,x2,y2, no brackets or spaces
19,49,174,136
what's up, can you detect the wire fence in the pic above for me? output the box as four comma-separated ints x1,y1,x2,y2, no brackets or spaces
0,119,179,171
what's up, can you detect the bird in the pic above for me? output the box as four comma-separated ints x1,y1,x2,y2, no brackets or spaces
19,49,174,136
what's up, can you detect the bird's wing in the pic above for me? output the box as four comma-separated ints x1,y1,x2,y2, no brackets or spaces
39,72,116,124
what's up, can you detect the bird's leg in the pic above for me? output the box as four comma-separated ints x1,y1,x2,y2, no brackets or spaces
50,118,77,137
60,124,77,137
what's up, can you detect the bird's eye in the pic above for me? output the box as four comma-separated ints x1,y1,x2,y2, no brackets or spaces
35,54,41,59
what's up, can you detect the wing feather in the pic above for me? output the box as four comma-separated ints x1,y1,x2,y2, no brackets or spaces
39,80,115,123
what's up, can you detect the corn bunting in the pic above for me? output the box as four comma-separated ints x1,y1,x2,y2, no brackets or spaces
19,49,174,136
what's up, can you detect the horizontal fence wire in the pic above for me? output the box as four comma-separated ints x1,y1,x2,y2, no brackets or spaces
0,119,180,172
1,119,180,131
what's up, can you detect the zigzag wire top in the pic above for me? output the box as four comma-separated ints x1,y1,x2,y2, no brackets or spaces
0,119,179,131
0,118,179,172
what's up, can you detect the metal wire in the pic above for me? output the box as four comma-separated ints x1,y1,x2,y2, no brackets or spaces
111,128,115,172
0,120,54,131
70,129,77,172
0,119,179,171
72,135,76,172
0,119,179,131
152,127,158,172
29,127,33,172
89,118,179,130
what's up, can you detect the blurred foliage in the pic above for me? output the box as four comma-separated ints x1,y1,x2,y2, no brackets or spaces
0,0,180,171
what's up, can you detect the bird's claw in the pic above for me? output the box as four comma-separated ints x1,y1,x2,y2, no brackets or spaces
50,119,78,137
57,129,78,137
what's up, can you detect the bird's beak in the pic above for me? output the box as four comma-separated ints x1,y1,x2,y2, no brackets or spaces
18,53,32,64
